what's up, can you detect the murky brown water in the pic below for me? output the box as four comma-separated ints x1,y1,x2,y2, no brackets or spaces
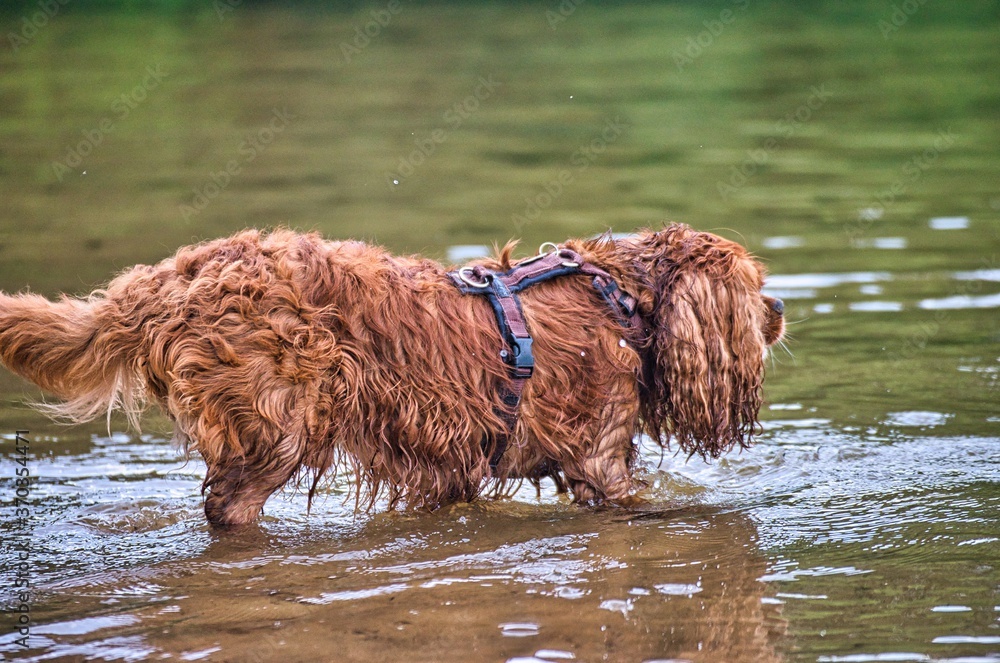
1,3,999,662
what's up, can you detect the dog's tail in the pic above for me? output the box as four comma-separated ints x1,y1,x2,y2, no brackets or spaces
0,288,146,428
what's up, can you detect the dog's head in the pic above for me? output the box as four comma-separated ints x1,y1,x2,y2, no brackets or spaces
623,225,785,458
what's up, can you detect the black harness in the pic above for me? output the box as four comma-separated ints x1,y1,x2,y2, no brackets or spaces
447,243,645,470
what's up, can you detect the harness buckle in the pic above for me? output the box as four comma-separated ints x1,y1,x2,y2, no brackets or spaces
618,293,638,318
501,337,534,377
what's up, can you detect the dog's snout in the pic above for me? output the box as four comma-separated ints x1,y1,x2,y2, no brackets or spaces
772,298,784,315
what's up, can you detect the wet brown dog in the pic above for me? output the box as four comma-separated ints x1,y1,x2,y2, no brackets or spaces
0,224,784,526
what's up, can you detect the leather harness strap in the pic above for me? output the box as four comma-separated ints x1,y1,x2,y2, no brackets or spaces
448,244,645,471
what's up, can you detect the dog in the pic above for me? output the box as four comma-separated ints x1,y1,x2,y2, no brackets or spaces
0,224,784,526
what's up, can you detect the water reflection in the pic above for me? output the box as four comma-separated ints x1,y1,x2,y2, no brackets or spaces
929,217,971,231
883,411,952,428
764,268,1000,315
6,507,786,663
851,237,909,250
919,292,1000,310
848,301,904,312
2,420,997,662
762,236,806,250
765,271,894,295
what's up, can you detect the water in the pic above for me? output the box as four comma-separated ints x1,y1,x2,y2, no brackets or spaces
1,3,999,661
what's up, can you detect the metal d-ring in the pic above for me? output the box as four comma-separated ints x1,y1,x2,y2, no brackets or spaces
519,241,559,266
458,266,491,288
519,242,578,268
539,242,580,268
556,247,580,268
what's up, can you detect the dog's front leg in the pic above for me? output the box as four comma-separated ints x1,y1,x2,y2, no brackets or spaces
560,388,641,506
201,432,305,527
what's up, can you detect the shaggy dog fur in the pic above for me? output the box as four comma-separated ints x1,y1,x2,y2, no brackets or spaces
0,224,784,526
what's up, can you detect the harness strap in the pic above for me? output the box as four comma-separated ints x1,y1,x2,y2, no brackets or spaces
448,244,646,471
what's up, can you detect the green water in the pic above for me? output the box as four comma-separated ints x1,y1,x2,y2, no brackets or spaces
1,3,998,662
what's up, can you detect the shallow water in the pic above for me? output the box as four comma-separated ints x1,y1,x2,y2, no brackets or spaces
1,3,998,662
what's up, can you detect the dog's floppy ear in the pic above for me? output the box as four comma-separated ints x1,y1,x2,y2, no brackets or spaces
638,232,766,459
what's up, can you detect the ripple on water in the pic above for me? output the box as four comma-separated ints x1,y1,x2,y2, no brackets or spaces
954,268,1000,282
765,271,893,290
852,237,909,249
178,646,222,660
32,614,140,636
883,411,953,428
648,427,1000,556
300,582,410,605
653,583,702,596
75,500,195,533
763,264,1000,315
816,654,932,662
931,605,973,613
762,236,805,249
929,216,970,230
500,622,540,637
505,652,578,663
533,650,576,660
919,292,1000,310
849,301,904,312
932,635,1000,645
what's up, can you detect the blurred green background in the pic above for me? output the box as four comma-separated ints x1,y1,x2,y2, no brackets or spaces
1,1,997,287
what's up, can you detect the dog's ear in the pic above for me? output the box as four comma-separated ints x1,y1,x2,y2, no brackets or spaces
640,246,765,459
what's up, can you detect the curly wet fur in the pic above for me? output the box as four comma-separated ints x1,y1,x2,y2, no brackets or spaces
0,224,784,526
